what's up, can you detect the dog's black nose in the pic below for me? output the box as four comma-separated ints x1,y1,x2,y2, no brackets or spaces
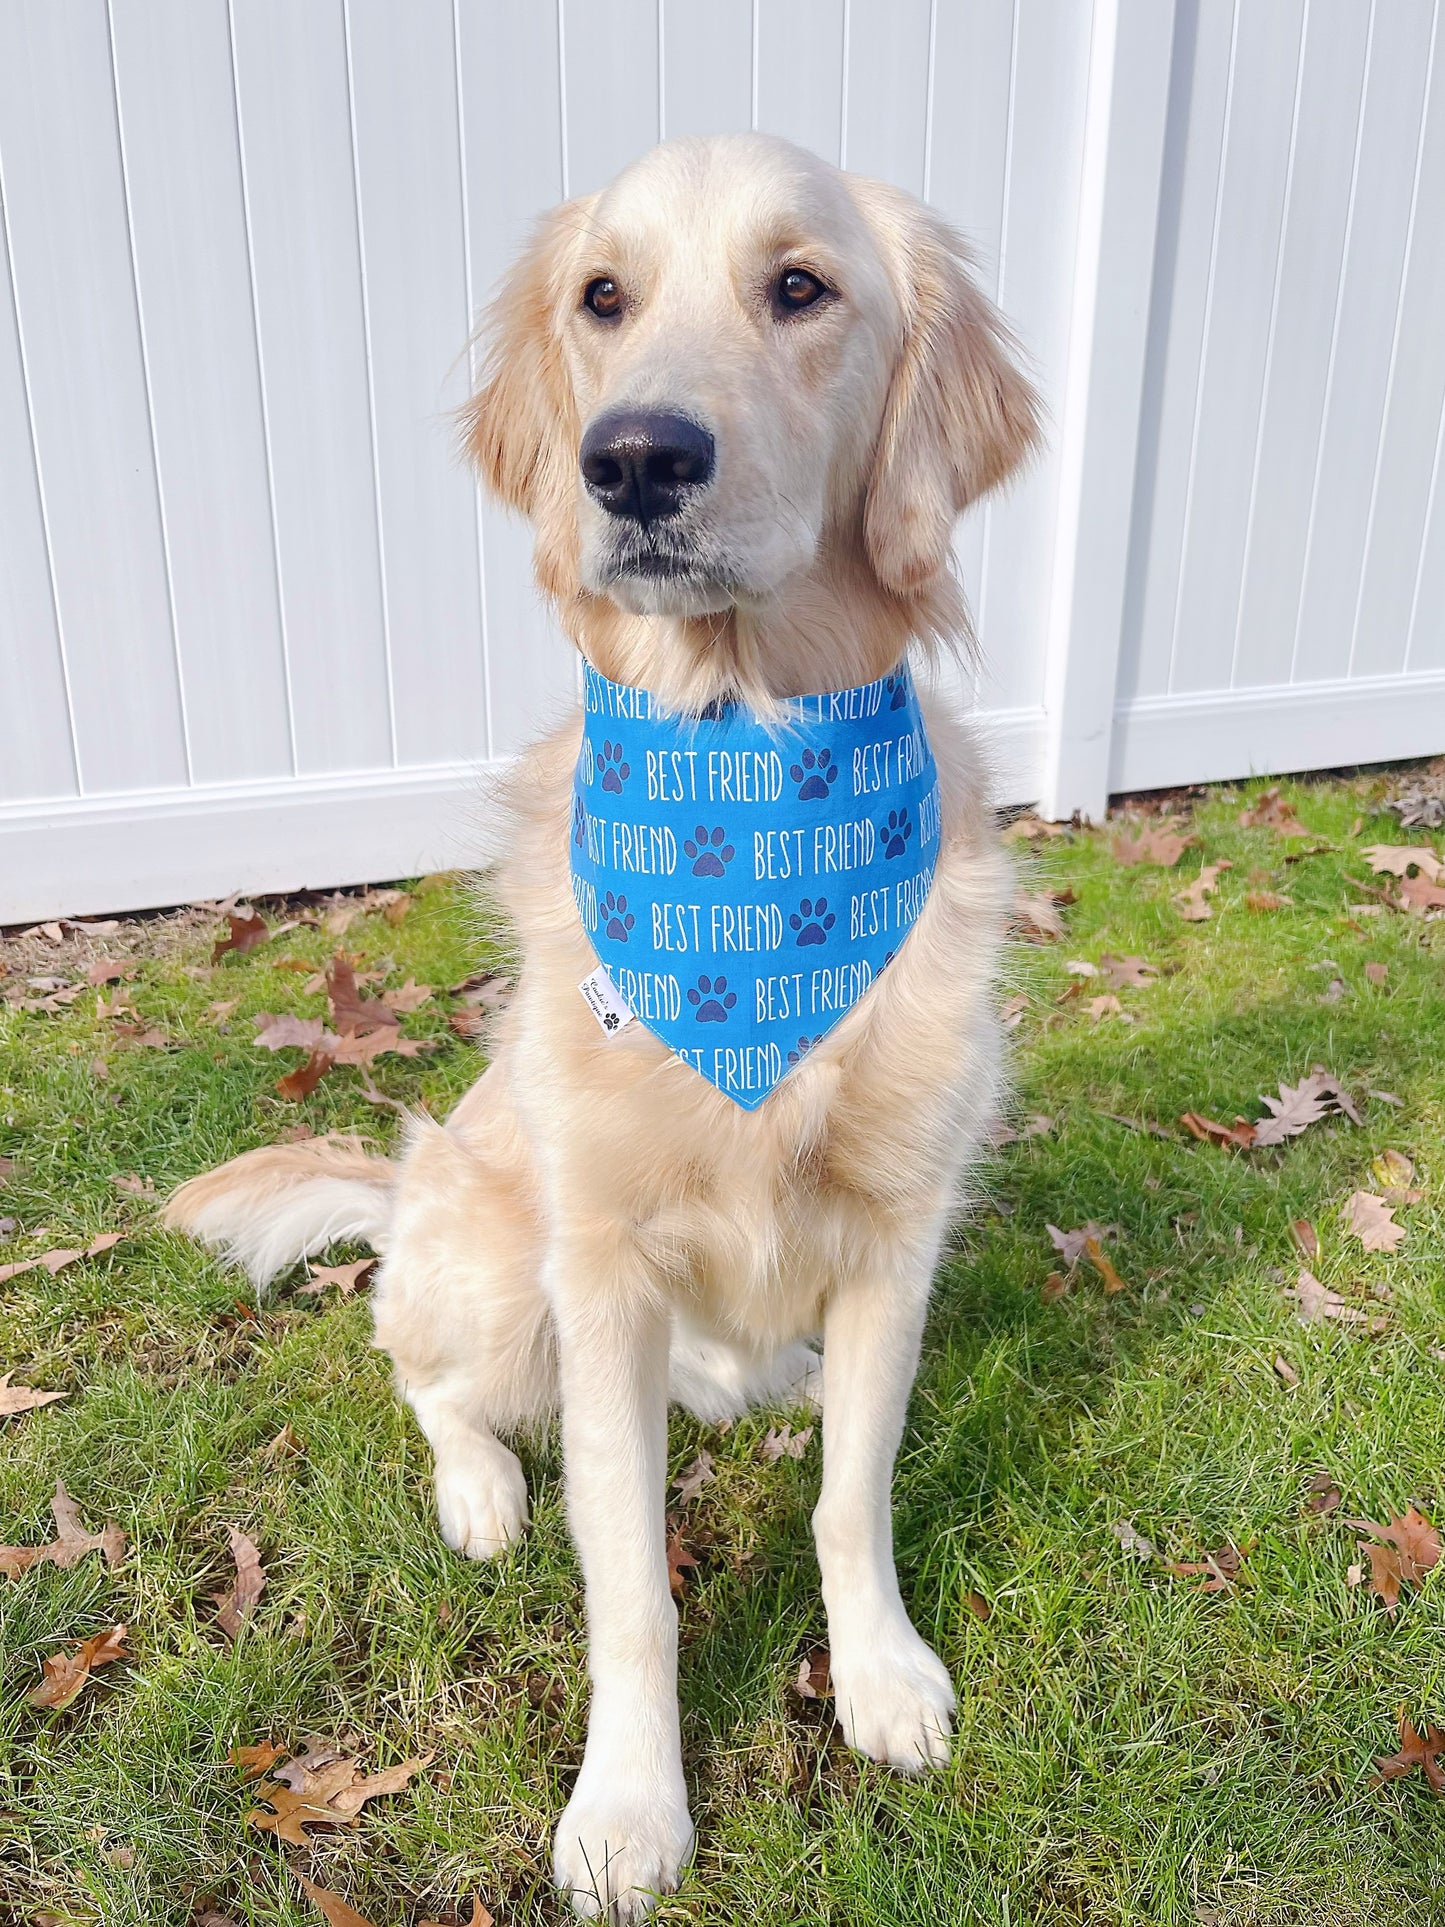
579,410,715,524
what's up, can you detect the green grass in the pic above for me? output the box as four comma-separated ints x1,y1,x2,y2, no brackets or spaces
3,772,1444,1927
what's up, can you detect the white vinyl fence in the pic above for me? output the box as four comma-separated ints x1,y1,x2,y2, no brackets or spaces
2,0,1442,921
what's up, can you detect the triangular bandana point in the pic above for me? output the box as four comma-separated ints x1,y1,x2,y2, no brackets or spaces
571,660,940,1109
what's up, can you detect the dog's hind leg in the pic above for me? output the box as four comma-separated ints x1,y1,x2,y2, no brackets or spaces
372,1099,554,1563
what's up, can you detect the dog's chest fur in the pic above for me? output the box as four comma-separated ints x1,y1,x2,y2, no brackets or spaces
489,689,1010,1350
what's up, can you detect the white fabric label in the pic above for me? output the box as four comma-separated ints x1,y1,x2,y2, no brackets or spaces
578,964,637,1037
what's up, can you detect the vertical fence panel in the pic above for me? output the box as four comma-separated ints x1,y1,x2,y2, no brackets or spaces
1230,0,1371,690
561,0,661,196
0,225,75,803
229,0,393,774
662,0,753,138
753,0,845,158
346,0,489,768
840,0,933,190
109,0,292,787
0,0,187,795
455,0,575,759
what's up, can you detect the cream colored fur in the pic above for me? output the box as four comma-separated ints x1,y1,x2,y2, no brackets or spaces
164,134,1039,1922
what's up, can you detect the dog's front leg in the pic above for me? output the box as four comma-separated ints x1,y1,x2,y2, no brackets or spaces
813,1227,955,1773
549,1247,693,1921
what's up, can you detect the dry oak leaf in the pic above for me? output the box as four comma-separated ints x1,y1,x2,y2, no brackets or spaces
326,954,400,1035
1083,1235,1127,1295
1112,823,1192,867
28,1623,128,1710
1,1479,125,1578
666,1529,699,1599
0,1230,124,1285
300,1257,376,1297
1168,1540,1246,1592
1306,1473,1342,1515
1047,1221,1118,1268
1098,953,1157,989
1272,1355,1300,1387
253,1012,332,1052
1238,787,1304,833
1290,1220,1319,1261
1244,890,1291,911
381,976,434,1014
229,1739,288,1781
275,1048,336,1102
212,1526,266,1641
248,1749,433,1842
421,1903,493,1927
1287,1268,1371,1326
1362,843,1445,883
1398,870,1445,913
0,1372,66,1418
86,958,136,985
1371,1149,1419,1197
1374,1715,1445,1793
761,1423,814,1461
1181,1111,1257,1150
1343,1190,1404,1254
293,1874,375,1927
212,910,269,963
1345,1509,1441,1612
1252,1070,1361,1147
672,1450,715,1503
1011,889,1066,943
1174,860,1232,922
1041,1270,1069,1304
795,1646,832,1700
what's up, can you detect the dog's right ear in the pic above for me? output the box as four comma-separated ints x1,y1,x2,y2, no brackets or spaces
461,201,589,597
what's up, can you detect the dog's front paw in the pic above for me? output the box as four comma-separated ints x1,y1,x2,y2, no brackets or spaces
554,1768,694,1922
829,1618,955,1773
433,1437,528,1561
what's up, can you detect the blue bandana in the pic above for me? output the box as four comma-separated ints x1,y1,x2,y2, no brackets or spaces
569,659,940,1109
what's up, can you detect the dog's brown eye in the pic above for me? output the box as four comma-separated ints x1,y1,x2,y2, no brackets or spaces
774,268,828,314
583,277,623,320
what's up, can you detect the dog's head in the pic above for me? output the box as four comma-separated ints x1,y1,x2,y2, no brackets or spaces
465,134,1039,640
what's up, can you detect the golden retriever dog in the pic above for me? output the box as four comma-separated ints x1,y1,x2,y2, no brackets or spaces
165,133,1039,1920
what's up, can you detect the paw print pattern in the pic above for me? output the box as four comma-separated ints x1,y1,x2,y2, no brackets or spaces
571,795,587,848
881,806,913,859
601,891,635,941
686,974,737,1024
790,746,837,800
884,672,908,712
787,1034,819,1067
683,825,736,878
789,897,835,947
597,739,630,794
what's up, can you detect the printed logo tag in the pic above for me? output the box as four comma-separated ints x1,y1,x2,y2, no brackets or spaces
579,964,637,1038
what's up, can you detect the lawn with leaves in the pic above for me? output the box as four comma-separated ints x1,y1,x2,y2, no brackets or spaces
2,768,1444,1927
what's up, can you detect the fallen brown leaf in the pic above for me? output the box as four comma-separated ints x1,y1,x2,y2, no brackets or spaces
1086,993,1124,1023
1098,953,1157,989
1287,1268,1372,1326
1345,1509,1441,1615
420,1902,493,1927
0,1372,66,1418
294,1874,376,1927
326,954,399,1036
1364,961,1389,986
230,1739,289,1780
1083,1235,1127,1295
1399,871,1445,913
1011,889,1066,943
86,959,136,986
275,1048,336,1101
253,1012,332,1052
1047,1221,1118,1267
381,977,434,1014
1002,812,1069,842
1362,844,1444,883
1244,890,1291,911
213,1527,266,1641
1168,1540,1245,1592
1180,1111,1257,1149
1252,1070,1360,1146
1306,1473,1342,1515
249,1749,433,1842
1238,788,1304,833
28,1623,128,1709
761,1424,813,1461
299,1258,376,1297
1,1479,125,1578
1375,1714,1445,1792
794,1646,832,1699
1290,1220,1319,1260
0,1230,124,1286
672,1450,715,1503
1112,823,1192,866
212,911,269,963
666,1529,698,1599
1272,1355,1299,1387
1041,1270,1069,1303
1343,1190,1404,1254
999,992,1029,1029
965,1589,992,1622
1174,860,1232,921
1371,1149,1417,1193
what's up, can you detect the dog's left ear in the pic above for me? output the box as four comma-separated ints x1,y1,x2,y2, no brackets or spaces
856,187,1042,595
